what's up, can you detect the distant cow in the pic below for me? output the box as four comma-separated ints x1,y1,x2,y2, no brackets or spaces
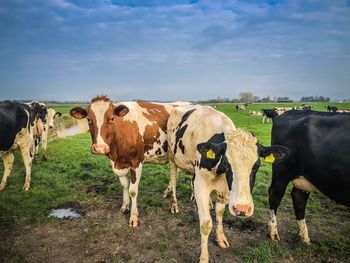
70,96,189,227
268,110,350,244
325,105,338,112
301,104,313,111
27,102,62,161
235,103,248,111
167,105,289,263
0,100,45,191
261,109,278,123
249,110,262,116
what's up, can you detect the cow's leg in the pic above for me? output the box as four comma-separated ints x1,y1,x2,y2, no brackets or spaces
20,141,33,191
194,176,212,263
41,132,48,161
33,136,40,162
128,164,143,227
0,152,15,191
268,171,290,241
169,159,180,214
162,181,172,199
291,187,311,244
215,202,229,248
111,164,130,213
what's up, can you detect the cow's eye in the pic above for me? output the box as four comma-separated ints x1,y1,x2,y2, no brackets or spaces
109,117,115,123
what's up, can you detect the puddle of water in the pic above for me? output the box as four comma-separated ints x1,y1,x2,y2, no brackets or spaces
48,208,83,219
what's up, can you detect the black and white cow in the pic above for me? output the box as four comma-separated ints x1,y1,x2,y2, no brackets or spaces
261,109,278,124
28,101,62,161
167,105,289,263
325,105,338,112
0,100,45,191
268,110,350,244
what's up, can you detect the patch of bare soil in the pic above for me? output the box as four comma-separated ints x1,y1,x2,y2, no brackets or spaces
1,196,349,263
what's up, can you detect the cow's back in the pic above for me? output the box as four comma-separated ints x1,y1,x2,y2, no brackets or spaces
168,105,235,174
272,110,350,206
0,101,29,151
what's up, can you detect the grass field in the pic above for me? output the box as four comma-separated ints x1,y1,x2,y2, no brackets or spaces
1,102,350,263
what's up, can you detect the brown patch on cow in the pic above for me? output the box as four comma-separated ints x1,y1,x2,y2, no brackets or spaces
137,101,170,133
137,102,170,155
108,118,144,170
130,169,136,184
91,95,110,103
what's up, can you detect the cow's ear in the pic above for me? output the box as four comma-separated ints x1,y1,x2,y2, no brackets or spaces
258,144,290,164
70,107,88,119
55,112,62,118
197,142,226,160
114,105,129,117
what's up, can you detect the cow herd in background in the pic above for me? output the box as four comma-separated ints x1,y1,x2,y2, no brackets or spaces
1,98,350,263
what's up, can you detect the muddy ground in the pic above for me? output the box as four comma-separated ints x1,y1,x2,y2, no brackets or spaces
2,191,349,263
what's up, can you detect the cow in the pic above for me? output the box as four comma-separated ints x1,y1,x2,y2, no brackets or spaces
249,110,262,116
27,102,62,161
268,110,350,245
69,96,189,227
0,100,45,191
301,104,313,111
166,105,290,263
337,109,350,113
235,103,248,111
261,109,278,124
325,105,338,112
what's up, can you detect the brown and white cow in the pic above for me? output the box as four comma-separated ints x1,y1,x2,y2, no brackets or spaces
167,105,289,263
70,96,188,227
249,110,262,116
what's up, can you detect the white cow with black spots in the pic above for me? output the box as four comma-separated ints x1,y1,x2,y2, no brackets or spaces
166,105,289,263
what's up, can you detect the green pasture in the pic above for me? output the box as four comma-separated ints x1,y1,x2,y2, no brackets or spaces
1,102,349,262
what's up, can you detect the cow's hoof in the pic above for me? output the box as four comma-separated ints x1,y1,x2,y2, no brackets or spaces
0,183,6,191
269,232,280,241
162,188,172,199
120,204,129,214
216,236,230,248
129,216,139,228
301,237,311,245
171,202,180,214
23,183,30,191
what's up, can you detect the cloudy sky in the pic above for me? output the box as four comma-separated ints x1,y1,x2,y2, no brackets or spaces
0,0,349,101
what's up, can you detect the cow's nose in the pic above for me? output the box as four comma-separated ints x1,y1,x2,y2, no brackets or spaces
232,204,253,217
92,144,110,154
49,125,54,129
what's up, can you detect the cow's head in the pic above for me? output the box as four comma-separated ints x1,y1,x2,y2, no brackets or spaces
47,108,62,128
197,130,289,218
70,96,129,155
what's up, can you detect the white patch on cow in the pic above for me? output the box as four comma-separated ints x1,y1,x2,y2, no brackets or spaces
144,127,168,164
292,176,319,193
268,209,280,241
91,101,110,145
297,219,311,244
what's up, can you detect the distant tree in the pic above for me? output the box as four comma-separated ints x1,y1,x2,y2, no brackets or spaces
300,96,330,102
239,92,254,103
260,96,272,102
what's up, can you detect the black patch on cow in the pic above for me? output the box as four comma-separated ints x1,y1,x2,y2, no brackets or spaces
155,148,162,155
197,133,226,171
174,109,196,155
0,101,29,151
162,140,168,153
178,140,185,154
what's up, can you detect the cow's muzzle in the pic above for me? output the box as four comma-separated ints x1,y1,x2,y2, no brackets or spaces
231,204,253,217
92,144,110,154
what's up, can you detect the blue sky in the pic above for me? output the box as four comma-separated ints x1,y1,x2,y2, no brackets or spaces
0,0,349,101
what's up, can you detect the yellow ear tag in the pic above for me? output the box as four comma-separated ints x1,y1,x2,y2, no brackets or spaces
264,154,275,163
206,149,216,159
